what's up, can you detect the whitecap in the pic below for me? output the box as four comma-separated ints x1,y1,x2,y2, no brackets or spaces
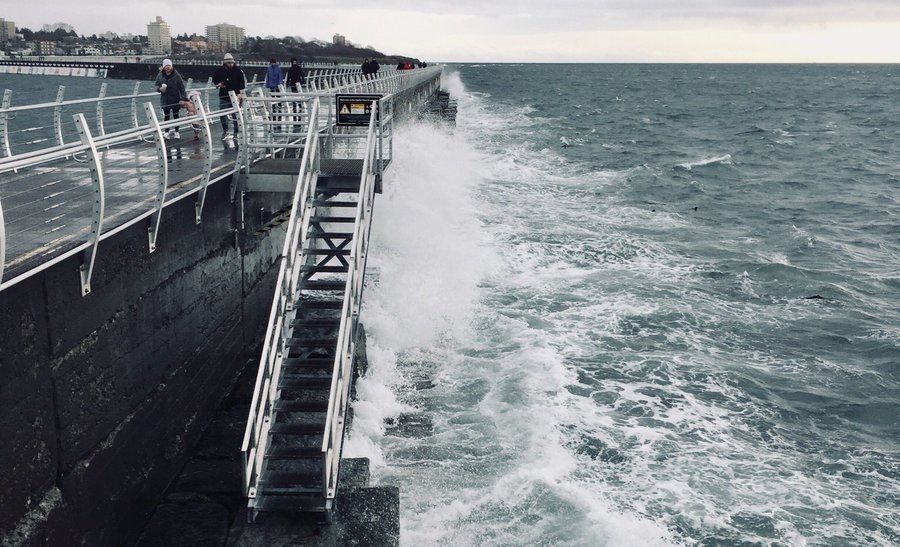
675,154,733,170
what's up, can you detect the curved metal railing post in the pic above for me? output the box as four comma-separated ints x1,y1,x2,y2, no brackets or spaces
72,113,105,296
230,90,249,173
53,85,66,149
0,89,12,159
192,94,214,224
0,193,5,283
130,81,144,140
96,82,108,137
144,102,169,253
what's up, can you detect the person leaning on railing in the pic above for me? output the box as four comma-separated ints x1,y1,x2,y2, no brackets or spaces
211,52,246,141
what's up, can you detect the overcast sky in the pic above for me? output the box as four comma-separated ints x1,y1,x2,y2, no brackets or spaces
5,1,900,62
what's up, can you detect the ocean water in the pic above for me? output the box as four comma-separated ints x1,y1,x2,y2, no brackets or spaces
346,64,900,546
2,67,897,546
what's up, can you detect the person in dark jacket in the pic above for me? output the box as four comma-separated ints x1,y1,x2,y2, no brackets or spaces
154,58,187,140
284,58,306,124
211,52,246,140
285,58,306,91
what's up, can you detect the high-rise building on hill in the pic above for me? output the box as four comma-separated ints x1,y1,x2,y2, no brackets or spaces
147,16,172,54
205,23,245,50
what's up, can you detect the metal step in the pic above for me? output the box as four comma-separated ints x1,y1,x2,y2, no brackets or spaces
300,265,349,273
290,317,340,328
251,495,325,513
307,231,353,239
295,299,343,309
282,357,333,368
266,445,323,460
305,249,351,256
310,216,355,223
269,421,324,435
286,337,335,347
257,486,322,498
278,375,333,389
273,399,328,412
299,279,346,291
284,346,335,359
260,470,322,488
313,200,358,208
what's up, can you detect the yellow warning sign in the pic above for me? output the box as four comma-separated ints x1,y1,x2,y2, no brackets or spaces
336,94,383,126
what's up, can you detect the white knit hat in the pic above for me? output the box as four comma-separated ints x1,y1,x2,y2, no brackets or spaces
162,58,173,67
223,53,235,62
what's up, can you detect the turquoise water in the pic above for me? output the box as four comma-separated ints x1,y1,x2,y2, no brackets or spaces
348,65,899,546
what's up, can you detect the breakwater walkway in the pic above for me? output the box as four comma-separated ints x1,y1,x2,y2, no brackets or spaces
0,65,444,547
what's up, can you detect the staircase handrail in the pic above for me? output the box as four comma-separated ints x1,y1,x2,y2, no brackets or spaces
241,96,323,498
321,98,382,501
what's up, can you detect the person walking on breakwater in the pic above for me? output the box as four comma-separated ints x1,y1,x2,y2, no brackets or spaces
284,58,306,126
285,58,306,91
155,58,187,140
362,58,379,78
265,57,283,92
265,57,284,125
212,52,246,141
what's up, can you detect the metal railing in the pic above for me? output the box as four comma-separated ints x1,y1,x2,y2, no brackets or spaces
0,66,440,288
0,84,239,291
238,80,404,512
322,99,381,503
241,95,323,505
238,94,386,517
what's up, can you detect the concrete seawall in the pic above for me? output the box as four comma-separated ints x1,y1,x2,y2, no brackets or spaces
0,180,292,546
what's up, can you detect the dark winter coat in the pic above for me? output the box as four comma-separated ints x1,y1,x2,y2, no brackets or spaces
154,68,187,108
285,65,306,91
212,64,247,97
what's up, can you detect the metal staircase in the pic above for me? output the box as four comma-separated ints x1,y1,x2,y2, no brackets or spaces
251,205,356,514
240,92,384,522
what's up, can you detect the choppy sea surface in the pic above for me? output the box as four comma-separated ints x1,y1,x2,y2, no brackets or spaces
347,64,900,546
2,65,896,546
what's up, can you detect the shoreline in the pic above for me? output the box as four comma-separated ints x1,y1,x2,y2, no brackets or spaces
0,58,356,80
